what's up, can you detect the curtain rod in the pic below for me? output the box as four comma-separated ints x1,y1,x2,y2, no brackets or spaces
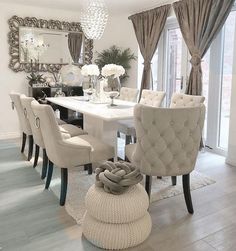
128,0,180,19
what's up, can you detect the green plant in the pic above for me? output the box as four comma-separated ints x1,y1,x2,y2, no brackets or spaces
27,73,45,86
95,45,136,83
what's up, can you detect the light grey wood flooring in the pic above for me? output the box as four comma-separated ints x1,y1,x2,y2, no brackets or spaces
1,138,236,251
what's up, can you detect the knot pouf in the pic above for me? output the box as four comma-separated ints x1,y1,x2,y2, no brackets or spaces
95,161,143,195
82,184,152,250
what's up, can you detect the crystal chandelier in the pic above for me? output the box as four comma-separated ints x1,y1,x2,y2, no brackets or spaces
80,0,108,40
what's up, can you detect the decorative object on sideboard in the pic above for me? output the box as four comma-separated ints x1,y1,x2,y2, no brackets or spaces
80,0,108,40
60,64,83,86
26,72,47,87
95,45,136,83
8,15,93,73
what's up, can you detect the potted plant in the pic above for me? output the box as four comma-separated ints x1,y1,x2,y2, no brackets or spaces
95,45,136,83
27,72,46,87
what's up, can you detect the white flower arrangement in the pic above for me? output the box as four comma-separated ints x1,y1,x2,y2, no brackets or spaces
81,64,100,76
101,64,125,78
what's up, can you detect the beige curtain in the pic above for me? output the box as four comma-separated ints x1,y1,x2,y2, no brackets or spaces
129,5,171,91
173,0,235,95
68,33,83,64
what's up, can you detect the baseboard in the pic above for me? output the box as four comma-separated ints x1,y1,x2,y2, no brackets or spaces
0,132,21,140
225,156,236,167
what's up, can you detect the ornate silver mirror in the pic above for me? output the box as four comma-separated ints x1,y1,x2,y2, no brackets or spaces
8,16,93,73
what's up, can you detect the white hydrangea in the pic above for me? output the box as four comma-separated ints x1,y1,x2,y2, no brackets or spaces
81,64,100,76
101,64,125,78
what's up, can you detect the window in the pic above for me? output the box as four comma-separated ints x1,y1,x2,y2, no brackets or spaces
138,10,236,155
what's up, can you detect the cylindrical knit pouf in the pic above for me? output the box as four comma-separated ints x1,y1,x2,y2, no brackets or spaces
82,212,152,250
85,184,149,223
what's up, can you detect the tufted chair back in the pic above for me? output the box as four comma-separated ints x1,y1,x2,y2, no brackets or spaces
119,87,139,102
170,93,205,108
140,90,165,107
9,92,32,135
31,100,66,164
132,104,205,177
20,96,45,148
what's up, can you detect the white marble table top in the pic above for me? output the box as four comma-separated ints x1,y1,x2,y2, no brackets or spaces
46,96,136,121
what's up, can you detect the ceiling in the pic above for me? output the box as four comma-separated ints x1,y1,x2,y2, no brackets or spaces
2,0,174,15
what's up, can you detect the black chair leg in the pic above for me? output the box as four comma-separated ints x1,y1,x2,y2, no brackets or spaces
171,176,177,186
21,132,26,153
27,135,34,161
41,149,48,179
145,175,152,199
125,135,132,145
60,168,68,206
33,145,40,168
45,160,53,189
125,156,129,162
117,131,121,138
182,174,194,214
133,136,137,143
85,163,93,175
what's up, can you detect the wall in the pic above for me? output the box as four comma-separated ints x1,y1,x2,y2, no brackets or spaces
0,2,139,139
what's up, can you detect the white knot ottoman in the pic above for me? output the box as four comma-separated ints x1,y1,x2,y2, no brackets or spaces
82,183,152,250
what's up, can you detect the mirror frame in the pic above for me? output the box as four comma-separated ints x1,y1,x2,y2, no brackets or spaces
8,15,93,73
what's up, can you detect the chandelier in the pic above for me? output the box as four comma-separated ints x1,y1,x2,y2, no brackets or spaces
80,0,108,40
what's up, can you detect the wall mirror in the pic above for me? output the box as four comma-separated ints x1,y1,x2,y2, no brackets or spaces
8,16,93,73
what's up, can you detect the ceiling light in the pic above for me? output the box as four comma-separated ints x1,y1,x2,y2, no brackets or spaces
80,0,108,40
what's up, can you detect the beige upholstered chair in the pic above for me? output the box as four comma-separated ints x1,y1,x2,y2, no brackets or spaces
20,97,87,179
119,87,139,102
170,93,205,108
125,104,205,214
31,101,114,206
118,90,166,145
169,93,205,185
9,92,34,161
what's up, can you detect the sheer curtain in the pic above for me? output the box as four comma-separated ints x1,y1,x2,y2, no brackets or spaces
173,0,235,95
129,5,171,92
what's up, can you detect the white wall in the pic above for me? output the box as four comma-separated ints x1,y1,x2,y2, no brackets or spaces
93,14,138,88
0,2,139,139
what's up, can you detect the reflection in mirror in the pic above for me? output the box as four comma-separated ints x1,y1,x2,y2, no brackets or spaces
19,27,84,65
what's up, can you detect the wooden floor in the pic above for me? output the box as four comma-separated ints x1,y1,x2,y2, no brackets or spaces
1,139,236,251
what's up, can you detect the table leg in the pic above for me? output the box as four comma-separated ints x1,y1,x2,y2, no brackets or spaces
83,114,118,161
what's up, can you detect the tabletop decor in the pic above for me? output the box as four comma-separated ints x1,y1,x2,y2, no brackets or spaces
81,64,100,101
102,64,125,106
82,160,151,250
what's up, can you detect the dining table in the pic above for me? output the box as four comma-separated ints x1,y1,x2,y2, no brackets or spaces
46,96,136,160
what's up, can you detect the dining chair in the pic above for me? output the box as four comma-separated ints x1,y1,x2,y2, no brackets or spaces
20,96,87,179
118,90,166,145
169,93,205,185
170,93,205,108
118,87,139,102
9,92,34,161
125,104,205,214
31,100,115,206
